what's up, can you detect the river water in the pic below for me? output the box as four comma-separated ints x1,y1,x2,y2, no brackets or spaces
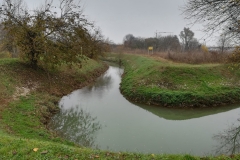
49,64,240,156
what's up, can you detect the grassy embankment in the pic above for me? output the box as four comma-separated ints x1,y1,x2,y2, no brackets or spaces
105,53,240,107
0,58,108,139
0,57,240,159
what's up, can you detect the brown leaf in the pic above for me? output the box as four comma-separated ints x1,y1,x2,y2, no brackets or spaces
33,148,39,152
41,150,48,154
12,150,17,155
64,155,69,159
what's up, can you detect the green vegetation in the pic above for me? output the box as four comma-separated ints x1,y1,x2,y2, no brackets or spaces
0,0,108,69
1,57,240,159
0,58,108,149
106,53,240,107
137,103,240,120
2,132,239,160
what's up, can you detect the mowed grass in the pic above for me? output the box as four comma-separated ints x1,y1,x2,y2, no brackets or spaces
1,132,240,160
107,53,240,107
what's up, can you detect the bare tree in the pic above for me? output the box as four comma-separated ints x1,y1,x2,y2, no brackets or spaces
183,0,240,43
179,27,195,51
214,119,240,155
50,107,102,148
217,32,232,53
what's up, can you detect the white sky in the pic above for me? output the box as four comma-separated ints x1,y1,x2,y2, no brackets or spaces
24,0,218,46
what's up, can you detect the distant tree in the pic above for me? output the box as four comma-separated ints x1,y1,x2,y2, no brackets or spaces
123,34,135,48
123,34,146,49
123,34,181,52
183,0,240,43
179,27,195,51
188,38,201,51
157,35,181,51
145,37,157,49
217,32,232,53
134,37,145,49
0,0,106,69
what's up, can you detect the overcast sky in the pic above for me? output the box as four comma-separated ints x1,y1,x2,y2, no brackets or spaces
25,0,217,45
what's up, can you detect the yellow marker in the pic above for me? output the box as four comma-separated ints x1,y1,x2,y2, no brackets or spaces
148,46,153,54
148,46,153,51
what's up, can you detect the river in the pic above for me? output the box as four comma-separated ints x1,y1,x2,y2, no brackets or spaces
49,64,240,156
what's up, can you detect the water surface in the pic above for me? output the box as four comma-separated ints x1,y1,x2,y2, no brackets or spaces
49,65,240,156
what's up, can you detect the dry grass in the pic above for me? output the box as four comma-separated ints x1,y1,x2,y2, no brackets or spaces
0,51,12,59
164,50,229,64
112,47,231,64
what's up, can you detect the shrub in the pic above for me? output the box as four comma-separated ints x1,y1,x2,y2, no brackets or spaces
201,45,209,53
228,46,240,69
0,51,11,59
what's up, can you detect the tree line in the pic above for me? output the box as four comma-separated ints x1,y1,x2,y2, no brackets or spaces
123,27,201,52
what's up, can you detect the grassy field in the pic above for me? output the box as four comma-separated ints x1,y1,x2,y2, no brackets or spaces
105,53,240,107
1,131,240,160
1,57,240,159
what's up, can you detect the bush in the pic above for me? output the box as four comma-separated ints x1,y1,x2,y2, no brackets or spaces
228,46,240,69
0,51,11,59
201,45,209,53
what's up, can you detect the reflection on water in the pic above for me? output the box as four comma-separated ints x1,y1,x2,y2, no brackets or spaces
137,103,240,120
214,119,240,155
50,64,240,156
49,66,123,148
80,74,113,100
49,107,102,148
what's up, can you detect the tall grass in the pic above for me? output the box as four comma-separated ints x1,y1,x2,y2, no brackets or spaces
165,50,229,64
112,47,230,64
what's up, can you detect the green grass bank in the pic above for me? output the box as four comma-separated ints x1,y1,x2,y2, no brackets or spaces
105,53,240,107
0,58,108,141
2,132,239,160
0,58,240,159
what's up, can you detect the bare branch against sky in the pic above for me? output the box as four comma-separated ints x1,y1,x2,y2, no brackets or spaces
23,0,217,45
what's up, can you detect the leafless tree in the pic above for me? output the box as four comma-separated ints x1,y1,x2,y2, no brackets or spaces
183,0,240,43
50,107,102,148
217,32,232,53
214,119,240,155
